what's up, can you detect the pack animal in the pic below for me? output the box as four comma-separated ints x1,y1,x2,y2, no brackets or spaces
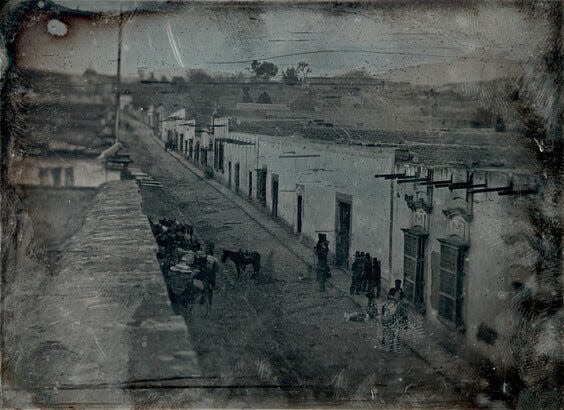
221,249,261,279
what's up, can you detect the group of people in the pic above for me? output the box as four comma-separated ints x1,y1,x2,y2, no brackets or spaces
313,232,409,350
350,251,382,297
151,218,219,313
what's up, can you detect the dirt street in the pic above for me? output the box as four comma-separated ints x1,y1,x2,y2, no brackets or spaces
123,117,471,408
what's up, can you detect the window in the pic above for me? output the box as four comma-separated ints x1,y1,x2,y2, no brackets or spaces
402,228,427,310
64,167,74,187
51,168,62,187
39,168,49,185
438,239,466,328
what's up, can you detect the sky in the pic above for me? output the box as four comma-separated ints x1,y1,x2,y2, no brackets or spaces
16,1,549,83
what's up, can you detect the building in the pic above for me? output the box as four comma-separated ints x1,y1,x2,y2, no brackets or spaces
190,125,538,373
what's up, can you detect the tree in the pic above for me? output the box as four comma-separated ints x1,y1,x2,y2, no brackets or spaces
171,76,186,85
257,91,272,104
296,61,311,83
282,62,312,86
188,69,213,84
282,66,299,85
249,60,278,81
242,87,253,103
160,75,169,83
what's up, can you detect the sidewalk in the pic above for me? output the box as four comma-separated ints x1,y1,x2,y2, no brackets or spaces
151,131,480,394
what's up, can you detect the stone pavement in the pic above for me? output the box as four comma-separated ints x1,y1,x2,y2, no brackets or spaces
153,130,482,396
3,180,203,407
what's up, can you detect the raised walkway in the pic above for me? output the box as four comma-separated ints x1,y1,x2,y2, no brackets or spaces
3,180,202,407
153,131,482,398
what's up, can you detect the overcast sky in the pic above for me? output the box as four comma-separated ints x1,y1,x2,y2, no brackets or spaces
16,1,549,83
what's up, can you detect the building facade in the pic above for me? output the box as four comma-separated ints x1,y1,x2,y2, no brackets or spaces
151,109,539,371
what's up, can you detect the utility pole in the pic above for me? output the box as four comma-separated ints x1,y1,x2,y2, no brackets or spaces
114,8,123,144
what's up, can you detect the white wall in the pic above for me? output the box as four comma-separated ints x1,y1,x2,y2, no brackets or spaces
218,132,396,277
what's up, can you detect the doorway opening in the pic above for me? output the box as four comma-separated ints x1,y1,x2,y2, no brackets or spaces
297,194,303,233
257,168,267,206
271,174,279,218
234,163,240,193
335,198,352,267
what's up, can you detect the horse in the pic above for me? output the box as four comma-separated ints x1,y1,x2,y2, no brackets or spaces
221,249,261,279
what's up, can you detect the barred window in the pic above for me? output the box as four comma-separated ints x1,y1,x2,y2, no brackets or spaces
402,229,427,309
438,240,466,328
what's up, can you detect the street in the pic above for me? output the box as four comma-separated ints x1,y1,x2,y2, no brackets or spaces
122,116,471,408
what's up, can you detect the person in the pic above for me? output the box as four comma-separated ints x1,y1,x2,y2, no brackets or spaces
362,252,372,292
387,279,405,300
366,289,377,319
350,251,363,294
195,242,219,313
314,233,330,292
372,257,381,298
381,296,398,349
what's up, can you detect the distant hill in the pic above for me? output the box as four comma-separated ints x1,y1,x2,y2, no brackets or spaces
380,59,523,86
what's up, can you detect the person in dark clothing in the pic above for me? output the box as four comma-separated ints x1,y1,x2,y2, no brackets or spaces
388,279,405,300
362,252,372,292
314,234,330,292
194,243,219,313
350,251,363,294
372,257,381,298
366,289,377,319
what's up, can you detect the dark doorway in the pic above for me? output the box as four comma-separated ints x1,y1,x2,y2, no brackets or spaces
297,195,303,233
257,169,267,206
228,162,232,188
271,174,279,218
195,142,200,162
189,140,193,159
219,143,225,171
248,171,253,198
234,163,240,193
335,200,352,267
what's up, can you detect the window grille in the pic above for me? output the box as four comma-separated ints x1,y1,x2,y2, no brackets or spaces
438,239,466,328
402,228,427,309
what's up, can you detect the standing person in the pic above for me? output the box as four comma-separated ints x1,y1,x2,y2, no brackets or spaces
362,252,372,292
388,279,405,300
372,257,381,298
195,242,219,313
314,233,330,292
350,251,362,294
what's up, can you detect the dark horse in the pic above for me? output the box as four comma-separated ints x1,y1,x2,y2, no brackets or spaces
221,249,261,279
